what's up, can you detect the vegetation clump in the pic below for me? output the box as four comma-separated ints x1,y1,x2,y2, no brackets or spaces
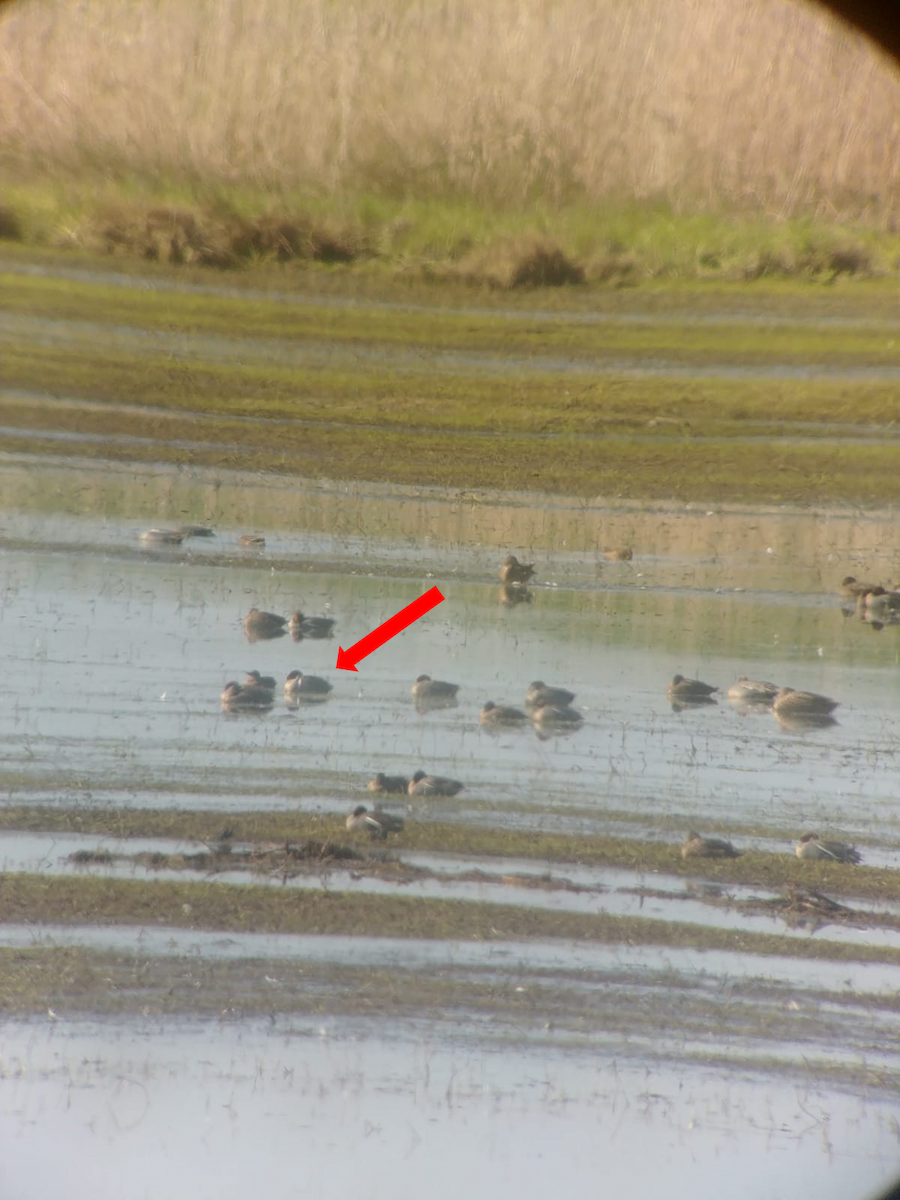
96,204,363,268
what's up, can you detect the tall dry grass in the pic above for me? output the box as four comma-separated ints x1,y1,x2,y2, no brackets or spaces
1,0,899,217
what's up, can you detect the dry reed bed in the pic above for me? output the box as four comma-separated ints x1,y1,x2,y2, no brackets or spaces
1,0,899,220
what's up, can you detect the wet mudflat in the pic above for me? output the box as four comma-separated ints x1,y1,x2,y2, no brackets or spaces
1,452,900,1195
4,253,900,505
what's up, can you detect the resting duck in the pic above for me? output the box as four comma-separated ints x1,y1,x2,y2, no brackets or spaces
138,528,184,545
243,670,276,690
408,770,465,797
795,833,861,864
220,680,275,710
367,773,410,795
726,677,779,705
667,674,718,700
284,669,332,700
526,681,576,708
772,688,838,716
480,701,529,726
288,612,336,638
411,675,459,700
681,831,740,859
345,806,405,838
242,607,288,640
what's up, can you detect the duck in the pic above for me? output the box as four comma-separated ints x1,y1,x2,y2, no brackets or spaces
408,770,465,797
863,586,900,616
480,701,529,726
667,674,718,700
284,669,333,699
681,831,741,859
288,612,336,639
772,687,839,716
602,546,633,561
795,832,862,864
238,534,266,548
138,528,184,545
530,698,584,727
243,670,277,690
726,676,779,705
242,607,288,640
411,675,460,701
367,773,410,795
498,555,536,585
345,805,405,838
526,681,576,708
840,575,879,600
220,680,275,710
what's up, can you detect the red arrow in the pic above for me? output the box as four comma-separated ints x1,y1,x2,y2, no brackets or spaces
335,586,445,671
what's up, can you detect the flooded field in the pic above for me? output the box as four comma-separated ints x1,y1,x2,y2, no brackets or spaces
3,251,900,1195
1,450,899,1196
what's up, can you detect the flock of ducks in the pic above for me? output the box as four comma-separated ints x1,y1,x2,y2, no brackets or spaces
139,526,267,549
241,607,337,643
666,672,839,730
215,550,860,865
840,575,900,629
220,606,337,710
681,830,862,865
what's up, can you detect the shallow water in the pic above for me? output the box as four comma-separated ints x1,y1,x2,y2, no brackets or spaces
2,450,900,1194
1,462,900,848
3,1016,898,1200
3,830,900,950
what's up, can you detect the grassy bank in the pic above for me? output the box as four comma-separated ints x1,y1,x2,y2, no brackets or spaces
2,873,896,966
3,250,900,504
2,178,899,285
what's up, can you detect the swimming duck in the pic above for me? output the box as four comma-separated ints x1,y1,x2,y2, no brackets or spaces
530,698,584,726
243,670,276,690
288,612,336,639
367,773,410,795
498,555,536,585
411,675,460,700
840,575,879,600
345,805,405,838
408,770,465,797
284,669,333,699
772,687,838,716
726,677,779,705
220,680,275,710
480,701,529,726
863,587,900,616
243,607,288,640
526,681,576,708
602,546,633,561
667,674,718,700
238,534,266,548
138,528,184,545
795,833,861,864
681,831,741,859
